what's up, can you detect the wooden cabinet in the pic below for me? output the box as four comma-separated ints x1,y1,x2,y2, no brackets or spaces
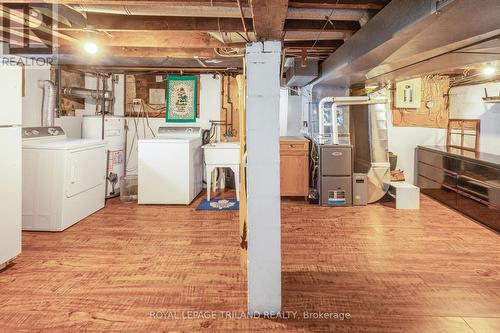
280,137,309,197
417,146,500,232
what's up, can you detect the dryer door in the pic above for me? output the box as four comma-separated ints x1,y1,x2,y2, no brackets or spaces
66,146,106,198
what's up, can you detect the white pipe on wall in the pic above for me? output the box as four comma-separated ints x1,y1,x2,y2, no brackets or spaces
38,80,56,127
318,96,334,144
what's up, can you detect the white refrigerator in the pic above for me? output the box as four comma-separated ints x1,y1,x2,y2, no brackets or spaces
0,65,22,267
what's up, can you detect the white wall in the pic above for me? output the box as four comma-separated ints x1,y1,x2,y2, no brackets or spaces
385,89,447,185
279,86,311,137
387,115,447,184
22,67,51,127
449,82,500,155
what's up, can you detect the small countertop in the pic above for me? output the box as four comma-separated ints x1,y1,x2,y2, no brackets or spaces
419,145,500,169
280,136,308,142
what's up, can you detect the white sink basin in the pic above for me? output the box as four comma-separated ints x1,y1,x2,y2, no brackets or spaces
202,142,240,165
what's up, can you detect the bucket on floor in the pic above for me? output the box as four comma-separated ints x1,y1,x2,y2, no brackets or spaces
120,175,138,203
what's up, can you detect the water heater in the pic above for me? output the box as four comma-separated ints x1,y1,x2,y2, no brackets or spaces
82,115,126,198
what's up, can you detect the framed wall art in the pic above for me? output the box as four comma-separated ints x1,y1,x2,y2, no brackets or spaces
166,75,197,122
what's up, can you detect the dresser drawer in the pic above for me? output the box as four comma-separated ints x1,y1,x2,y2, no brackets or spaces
280,141,308,151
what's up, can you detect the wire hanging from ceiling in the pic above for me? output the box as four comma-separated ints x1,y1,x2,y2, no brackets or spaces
309,0,340,51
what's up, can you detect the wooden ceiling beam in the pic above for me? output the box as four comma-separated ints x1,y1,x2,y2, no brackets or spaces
58,65,243,74
284,39,343,48
85,13,252,32
0,5,77,43
60,31,242,48
288,0,388,10
283,30,351,41
284,19,360,32
58,46,219,58
1,1,248,6
1,12,58,50
249,0,289,40
0,25,54,47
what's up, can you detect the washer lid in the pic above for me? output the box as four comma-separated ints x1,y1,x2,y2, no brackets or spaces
138,137,201,144
23,138,106,150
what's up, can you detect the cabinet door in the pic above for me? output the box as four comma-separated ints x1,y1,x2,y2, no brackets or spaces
280,153,308,196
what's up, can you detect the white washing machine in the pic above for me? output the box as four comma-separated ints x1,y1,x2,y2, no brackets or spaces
138,127,203,205
22,127,107,231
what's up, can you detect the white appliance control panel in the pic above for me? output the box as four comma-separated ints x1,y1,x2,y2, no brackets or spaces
22,127,65,138
158,126,202,139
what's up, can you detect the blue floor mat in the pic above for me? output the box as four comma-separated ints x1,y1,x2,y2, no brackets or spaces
196,199,239,211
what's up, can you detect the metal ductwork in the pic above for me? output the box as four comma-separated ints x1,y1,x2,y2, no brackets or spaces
38,80,56,127
285,59,318,87
351,102,390,203
313,0,500,87
62,87,113,100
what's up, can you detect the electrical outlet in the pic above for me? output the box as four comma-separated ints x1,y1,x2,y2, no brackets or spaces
132,99,142,113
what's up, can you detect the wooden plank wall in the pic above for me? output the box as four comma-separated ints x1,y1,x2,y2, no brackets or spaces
392,75,450,128
124,74,200,118
220,75,240,142
52,69,85,115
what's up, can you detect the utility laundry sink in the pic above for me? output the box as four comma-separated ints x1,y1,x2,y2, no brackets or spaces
202,142,241,201
202,142,240,165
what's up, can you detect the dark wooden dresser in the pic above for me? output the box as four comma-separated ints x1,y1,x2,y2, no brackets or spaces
417,146,500,233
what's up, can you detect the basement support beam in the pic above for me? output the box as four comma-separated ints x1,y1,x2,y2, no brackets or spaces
59,31,239,49
85,13,253,32
58,46,219,58
288,0,387,10
245,41,282,314
249,0,288,40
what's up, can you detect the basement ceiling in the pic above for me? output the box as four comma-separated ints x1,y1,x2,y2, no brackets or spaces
0,0,391,69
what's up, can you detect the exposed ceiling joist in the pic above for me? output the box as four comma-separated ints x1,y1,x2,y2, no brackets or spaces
287,8,373,21
70,4,371,22
288,0,388,10
284,19,360,32
284,39,343,48
58,65,243,74
31,3,87,28
0,5,77,43
59,46,219,58
284,31,352,41
249,0,289,40
1,25,54,47
61,31,241,48
85,13,253,32
71,4,253,19
1,1,248,6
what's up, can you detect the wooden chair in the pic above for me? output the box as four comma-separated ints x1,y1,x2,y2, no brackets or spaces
446,119,480,154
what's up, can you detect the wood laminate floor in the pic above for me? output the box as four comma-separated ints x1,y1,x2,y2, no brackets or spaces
0,192,499,332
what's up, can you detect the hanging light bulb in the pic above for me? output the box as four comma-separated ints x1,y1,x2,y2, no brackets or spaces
482,66,496,76
83,42,98,54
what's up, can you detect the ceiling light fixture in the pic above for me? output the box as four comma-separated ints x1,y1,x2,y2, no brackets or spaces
83,42,98,55
482,66,496,76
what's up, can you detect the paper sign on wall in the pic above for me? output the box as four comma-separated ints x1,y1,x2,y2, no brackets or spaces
149,88,165,105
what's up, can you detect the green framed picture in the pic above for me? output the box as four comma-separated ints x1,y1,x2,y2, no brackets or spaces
166,75,197,123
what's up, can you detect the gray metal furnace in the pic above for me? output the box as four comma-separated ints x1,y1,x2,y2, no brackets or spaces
317,144,353,206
